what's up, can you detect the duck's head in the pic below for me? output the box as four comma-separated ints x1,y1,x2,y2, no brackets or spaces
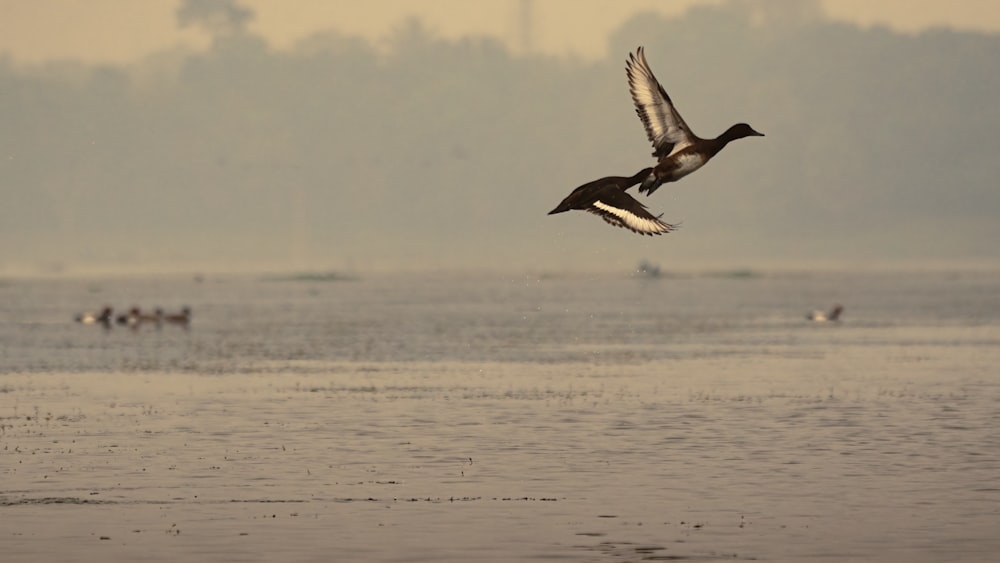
725,123,765,140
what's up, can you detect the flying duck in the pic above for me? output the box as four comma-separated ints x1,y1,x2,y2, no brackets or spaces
548,167,676,236
626,46,763,195
807,304,844,322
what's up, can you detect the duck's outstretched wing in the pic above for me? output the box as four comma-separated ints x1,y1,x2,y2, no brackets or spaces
585,190,677,236
626,46,696,159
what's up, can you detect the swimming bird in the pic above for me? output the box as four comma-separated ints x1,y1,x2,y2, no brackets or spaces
139,308,164,324
626,46,764,195
75,306,113,325
548,167,677,236
807,304,843,322
116,307,140,326
163,306,191,326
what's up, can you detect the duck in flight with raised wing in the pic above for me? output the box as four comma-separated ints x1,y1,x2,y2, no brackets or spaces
626,46,763,196
548,167,676,236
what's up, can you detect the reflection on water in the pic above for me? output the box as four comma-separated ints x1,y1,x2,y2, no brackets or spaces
1,271,998,562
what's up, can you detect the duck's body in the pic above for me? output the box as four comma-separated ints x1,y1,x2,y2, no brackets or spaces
548,167,676,236
163,306,191,326
116,307,166,326
626,46,763,195
139,308,163,325
76,306,113,325
116,307,139,326
807,304,844,323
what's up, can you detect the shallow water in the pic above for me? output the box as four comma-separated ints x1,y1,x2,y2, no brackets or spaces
2,270,999,562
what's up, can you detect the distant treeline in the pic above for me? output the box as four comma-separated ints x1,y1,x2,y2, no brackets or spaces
2,0,998,271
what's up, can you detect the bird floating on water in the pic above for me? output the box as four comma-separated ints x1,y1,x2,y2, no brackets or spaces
163,306,192,326
75,306,113,325
807,304,844,322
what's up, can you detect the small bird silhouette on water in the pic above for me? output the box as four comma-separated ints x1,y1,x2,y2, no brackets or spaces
163,306,192,326
549,46,763,235
75,306,113,325
807,304,844,323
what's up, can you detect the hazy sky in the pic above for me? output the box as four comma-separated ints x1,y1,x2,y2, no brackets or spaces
3,0,999,274
3,0,1000,65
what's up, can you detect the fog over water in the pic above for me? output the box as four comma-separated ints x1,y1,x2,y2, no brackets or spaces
2,0,999,275
3,6,999,562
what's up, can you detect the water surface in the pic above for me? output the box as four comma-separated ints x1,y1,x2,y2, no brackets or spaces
2,270,998,562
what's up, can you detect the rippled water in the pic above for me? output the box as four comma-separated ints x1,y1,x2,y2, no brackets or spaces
2,270,999,562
